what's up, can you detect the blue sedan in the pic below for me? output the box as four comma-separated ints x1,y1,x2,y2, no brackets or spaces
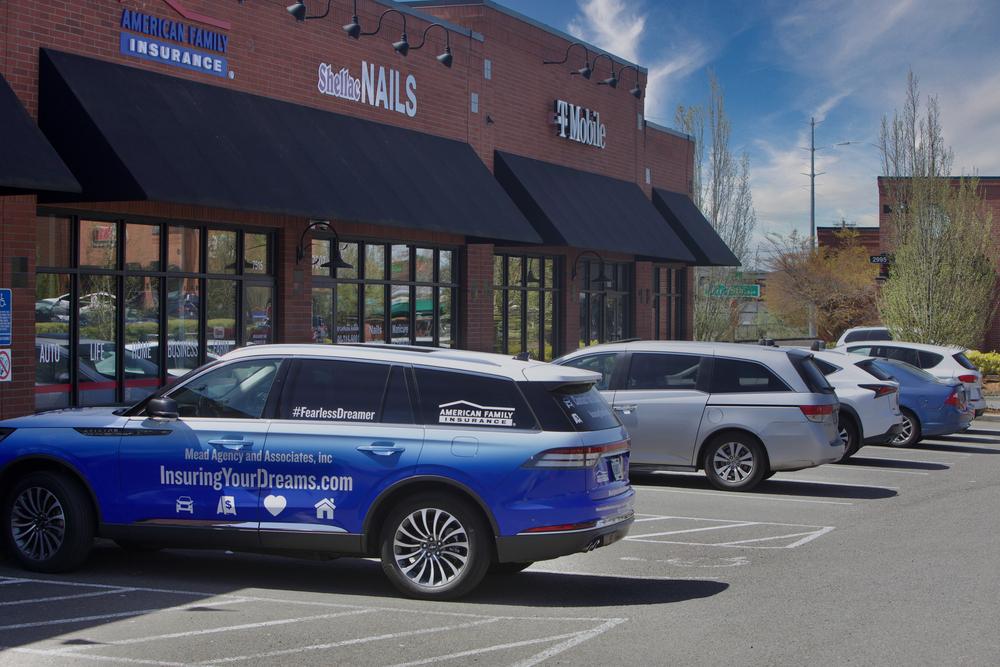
861,358,973,447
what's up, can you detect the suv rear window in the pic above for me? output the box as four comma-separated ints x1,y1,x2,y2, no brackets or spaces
844,331,868,343
413,368,536,429
519,382,620,432
917,351,943,369
788,354,835,394
855,359,893,381
953,352,977,371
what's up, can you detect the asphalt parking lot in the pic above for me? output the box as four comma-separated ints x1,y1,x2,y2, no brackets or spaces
3,420,1000,665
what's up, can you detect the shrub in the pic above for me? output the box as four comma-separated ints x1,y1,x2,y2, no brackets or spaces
967,350,1000,377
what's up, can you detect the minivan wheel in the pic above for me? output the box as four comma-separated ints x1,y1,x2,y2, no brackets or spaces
889,409,921,448
4,472,94,573
703,434,767,491
380,493,491,600
838,417,861,461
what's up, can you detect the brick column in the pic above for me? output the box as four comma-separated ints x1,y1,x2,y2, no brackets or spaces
275,221,312,344
634,260,653,340
461,243,494,352
0,195,39,419
562,255,580,352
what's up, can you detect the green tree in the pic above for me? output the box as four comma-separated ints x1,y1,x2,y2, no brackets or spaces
676,73,757,341
878,72,996,348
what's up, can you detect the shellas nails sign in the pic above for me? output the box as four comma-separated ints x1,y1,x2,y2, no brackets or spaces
317,62,417,118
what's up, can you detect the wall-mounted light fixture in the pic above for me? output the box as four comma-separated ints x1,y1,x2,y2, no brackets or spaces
296,220,354,270
592,53,617,86
570,250,613,288
617,64,643,99
410,23,453,67
543,42,592,79
344,1,410,55
286,0,331,22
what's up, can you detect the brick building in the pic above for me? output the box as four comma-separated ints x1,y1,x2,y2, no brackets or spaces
0,0,737,417
877,176,1000,350
816,224,882,257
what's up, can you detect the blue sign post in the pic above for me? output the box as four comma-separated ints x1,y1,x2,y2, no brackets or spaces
0,288,11,346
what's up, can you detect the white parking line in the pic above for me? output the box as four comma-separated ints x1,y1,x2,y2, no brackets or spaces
200,617,503,664
629,522,756,539
767,477,900,490
0,597,248,631
865,446,971,459
0,588,135,607
833,465,930,475
1,646,187,666
385,631,587,667
623,514,834,550
716,526,836,549
0,578,26,586
511,618,628,667
634,485,854,506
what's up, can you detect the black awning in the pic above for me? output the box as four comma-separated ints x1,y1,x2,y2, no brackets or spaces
652,189,740,266
494,151,694,262
37,49,539,243
0,72,79,195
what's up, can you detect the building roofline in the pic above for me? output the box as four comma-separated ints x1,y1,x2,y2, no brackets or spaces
877,175,1000,180
380,0,484,42
644,120,693,142
401,0,646,73
816,225,880,230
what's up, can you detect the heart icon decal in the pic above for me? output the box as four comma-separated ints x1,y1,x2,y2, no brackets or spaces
263,495,286,517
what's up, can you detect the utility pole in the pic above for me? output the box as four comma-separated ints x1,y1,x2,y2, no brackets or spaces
809,116,816,247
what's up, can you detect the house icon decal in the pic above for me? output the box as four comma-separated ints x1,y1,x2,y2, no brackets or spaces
314,498,336,521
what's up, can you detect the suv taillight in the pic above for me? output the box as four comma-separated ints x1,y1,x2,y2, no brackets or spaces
957,374,978,384
800,404,835,423
524,440,629,468
859,383,897,398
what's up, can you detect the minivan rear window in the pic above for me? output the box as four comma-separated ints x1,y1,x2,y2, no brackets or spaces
953,352,977,371
518,382,620,432
788,354,835,394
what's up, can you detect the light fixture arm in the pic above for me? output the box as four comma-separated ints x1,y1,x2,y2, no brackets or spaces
591,52,616,77
411,22,450,51
542,41,591,66
295,220,332,264
570,249,606,281
289,0,331,21
362,7,408,38
616,64,643,97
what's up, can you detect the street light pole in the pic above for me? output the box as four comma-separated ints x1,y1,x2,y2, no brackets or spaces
810,116,816,248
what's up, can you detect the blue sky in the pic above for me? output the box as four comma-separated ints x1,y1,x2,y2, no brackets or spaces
454,0,1000,250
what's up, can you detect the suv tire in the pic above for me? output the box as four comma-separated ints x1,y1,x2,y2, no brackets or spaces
4,471,94,573
838,416,861,461
703,433,767,491
380,493,492,600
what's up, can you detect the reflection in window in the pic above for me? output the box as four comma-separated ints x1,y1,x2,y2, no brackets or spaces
312,239,330,277
168,226,200,273
365,284,385,343
337,283,359,343
169,358,281,419
35,273,71,411
124,276,161,401
37,216,72,268
244,284,273,346
494,253,559,360
207,280,237,357
208,230,237,274
79,220,117,270
167,277,200,378
79,274,118,406
312,287,333,344
244,233,269,275
653,267,686,340
126,224,160,272
578,260,631,348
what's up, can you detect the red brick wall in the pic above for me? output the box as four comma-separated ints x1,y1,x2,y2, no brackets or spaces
0,195,39,419
817,226,882,257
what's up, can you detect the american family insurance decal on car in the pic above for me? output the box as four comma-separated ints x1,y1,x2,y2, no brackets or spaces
119,7,231,78
438,400,516,426
317,61,417,117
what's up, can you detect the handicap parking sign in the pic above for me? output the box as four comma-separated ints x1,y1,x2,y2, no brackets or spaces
0,289,10,346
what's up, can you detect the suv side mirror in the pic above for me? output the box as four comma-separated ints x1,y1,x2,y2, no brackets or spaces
147,397,179,421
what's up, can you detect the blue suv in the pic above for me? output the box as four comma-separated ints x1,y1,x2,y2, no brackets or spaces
0,344,633,599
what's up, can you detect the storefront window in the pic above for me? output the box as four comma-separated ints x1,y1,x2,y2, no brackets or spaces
578,260,631,347
494,253,559,360
35,217,274,409
653,267,686,340
312,241,458,348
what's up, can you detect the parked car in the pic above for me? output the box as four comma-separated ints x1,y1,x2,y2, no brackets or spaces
554,341,843,491
811,350,902,460
35,338,161,410
838,341,986,415
836,326,892,346
2,344,634,600
855,357,973,447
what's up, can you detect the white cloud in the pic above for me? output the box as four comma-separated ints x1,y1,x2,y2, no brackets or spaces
566,0,711,119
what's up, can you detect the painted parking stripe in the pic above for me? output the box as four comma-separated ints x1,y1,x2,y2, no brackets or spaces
54,608,378,651
865,446,971,459
2,646,187,666
0,588,135,607
829,465,930,475
511,618,628,667
0,597,248,631
385,631,589,667
200,617,504,664
628,522,757,539
765,476,900,490
0,578,26,585
634,485,854,506
714,526,836,548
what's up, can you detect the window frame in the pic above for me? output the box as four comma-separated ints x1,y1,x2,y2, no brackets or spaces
706,356,793,394
652,266,687,340
35,210,276,409
493,252,560,361
578,259,632,347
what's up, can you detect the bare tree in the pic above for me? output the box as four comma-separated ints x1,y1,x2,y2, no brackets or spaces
879,72,996,348
676,73,757,341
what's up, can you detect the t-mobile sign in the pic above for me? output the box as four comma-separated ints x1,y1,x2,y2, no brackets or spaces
553,99,606,149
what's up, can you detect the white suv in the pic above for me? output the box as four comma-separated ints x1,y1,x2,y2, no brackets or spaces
555,342,844,491
811,350,902,460
836,326,891,347
836,341,986,415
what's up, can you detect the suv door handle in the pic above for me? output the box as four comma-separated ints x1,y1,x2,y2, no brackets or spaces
357,442,405,456
208,438,253,450
614,405,638,416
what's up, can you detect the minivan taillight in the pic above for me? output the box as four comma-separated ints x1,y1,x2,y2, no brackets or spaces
800,404,835,423
957,374,978,384
859,383,897,398
524,440,630,468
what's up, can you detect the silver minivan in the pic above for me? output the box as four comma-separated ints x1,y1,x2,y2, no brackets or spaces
555,341,844,491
